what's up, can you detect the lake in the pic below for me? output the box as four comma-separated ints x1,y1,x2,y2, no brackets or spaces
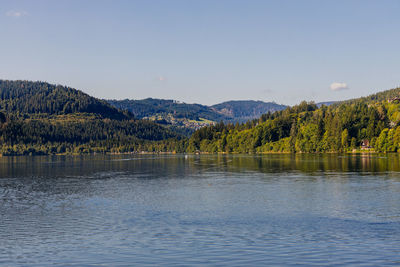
1,154,400,266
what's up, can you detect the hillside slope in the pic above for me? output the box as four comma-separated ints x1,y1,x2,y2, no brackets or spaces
211,100,287,122
187,87,400,153
107,98,287,128
340,87,400,105
0,80,132,120
0,80,183,155
108,98,226,121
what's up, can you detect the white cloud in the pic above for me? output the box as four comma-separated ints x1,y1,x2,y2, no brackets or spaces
6,10,27,18
330,82,348,91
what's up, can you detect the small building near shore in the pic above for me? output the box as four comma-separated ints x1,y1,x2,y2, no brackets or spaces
361,139,371,150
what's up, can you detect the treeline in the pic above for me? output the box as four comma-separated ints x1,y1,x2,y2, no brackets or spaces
0,80,188,155
0,114,185,155
1,79,400,155
187,92,400,153
0,138,186,156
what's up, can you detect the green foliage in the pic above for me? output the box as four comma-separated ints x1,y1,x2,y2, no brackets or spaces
212,100,287,122
108,98,226,121
0,80,133,120
107,98,288,125
0,117,185,155
188,88,400,153
2,79,400,155
0,80,186,155
295,123,320,153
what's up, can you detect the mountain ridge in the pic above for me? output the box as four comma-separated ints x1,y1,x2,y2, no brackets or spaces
211,100,287,122
107,98,288,128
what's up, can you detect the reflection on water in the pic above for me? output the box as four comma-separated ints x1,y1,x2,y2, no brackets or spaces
1,153,399,178
0,154,400,266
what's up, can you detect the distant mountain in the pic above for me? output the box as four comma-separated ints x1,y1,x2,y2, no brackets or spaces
211,100,287,122
107,98,287,129
0,80,132,120
107,98,226,121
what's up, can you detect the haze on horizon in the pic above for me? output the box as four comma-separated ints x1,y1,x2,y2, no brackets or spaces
0,0,399,106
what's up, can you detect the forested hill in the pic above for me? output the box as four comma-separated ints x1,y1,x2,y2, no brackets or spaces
107,98,287,125
0,80,132,120
187,87,400,153
211,100,287,122
107,98,226,121
339,87,400,105
0,80,183,155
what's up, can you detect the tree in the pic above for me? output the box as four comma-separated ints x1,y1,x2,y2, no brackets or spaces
341,129,349,150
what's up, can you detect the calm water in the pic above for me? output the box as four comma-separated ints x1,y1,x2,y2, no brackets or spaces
1,154,400,266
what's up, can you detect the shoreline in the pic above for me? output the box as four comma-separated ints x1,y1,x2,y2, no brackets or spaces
0,150,395,157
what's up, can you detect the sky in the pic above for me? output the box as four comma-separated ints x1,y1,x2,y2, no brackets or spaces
0,0,399,106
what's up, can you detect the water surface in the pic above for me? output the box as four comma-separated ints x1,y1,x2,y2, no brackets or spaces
1,154,400,266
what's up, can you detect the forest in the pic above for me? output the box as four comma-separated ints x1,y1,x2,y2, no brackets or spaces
0,80,184,155
107,98,287,126
0,80,132,120
187,90,400,153
0,80,400,155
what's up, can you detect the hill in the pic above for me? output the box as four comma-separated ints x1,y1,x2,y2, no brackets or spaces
108,98,226,121
211,100,287,122
187,87,400,153
107,98,287,130
339,87,400,105
0,80,132,120
0,80,183,155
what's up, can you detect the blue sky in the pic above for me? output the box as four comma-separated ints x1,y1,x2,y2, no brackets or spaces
0,0,399,105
